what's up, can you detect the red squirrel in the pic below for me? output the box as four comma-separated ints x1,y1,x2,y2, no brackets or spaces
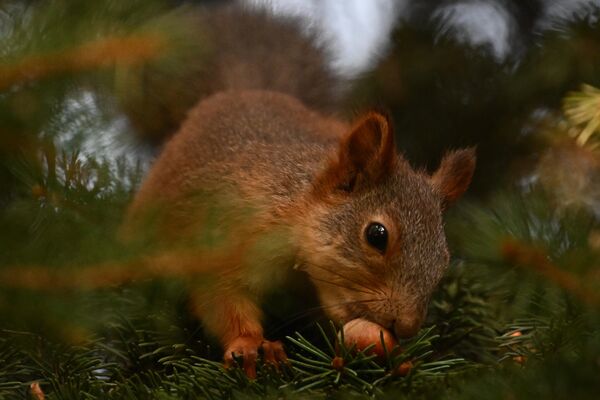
122,6,476,378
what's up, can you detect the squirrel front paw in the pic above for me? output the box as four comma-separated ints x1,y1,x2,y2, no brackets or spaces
223,336,288,379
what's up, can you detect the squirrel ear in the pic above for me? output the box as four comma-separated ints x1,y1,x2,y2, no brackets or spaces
333,112,396,191
431,147,476,208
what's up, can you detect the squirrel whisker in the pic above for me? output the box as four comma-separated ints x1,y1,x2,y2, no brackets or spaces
305,274,380,296
308,263,385,296
270,298,383,335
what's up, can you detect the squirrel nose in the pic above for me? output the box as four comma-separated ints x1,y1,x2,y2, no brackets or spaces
393,316,422,339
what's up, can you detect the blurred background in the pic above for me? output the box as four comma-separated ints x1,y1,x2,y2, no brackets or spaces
0,0,599,398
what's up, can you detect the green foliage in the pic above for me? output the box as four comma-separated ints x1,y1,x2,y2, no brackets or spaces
1,0,600,399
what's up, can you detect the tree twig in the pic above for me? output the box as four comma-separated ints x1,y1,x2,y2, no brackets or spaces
501,238,600,307
0,34,165,91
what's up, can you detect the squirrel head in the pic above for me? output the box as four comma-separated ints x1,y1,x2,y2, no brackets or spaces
298,112,476,338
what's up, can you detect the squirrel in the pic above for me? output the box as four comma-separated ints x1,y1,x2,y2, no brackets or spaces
122,5,476,378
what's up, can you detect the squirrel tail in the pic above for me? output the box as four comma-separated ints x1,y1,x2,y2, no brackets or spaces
120,4,344,144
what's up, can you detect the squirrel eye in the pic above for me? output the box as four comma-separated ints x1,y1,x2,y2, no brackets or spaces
365,222,388,253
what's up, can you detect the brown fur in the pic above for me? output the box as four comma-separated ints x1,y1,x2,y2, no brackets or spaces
123,5,343,143
123,6,476,377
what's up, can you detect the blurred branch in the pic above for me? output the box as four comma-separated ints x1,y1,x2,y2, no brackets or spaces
0,247,235,291
0,224,269,290
501,238,600,307
0,34,165,91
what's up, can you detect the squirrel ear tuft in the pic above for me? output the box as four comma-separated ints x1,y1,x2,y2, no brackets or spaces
336,112,396,189
431,147,476,208
342,112,394,170
313,112,396,195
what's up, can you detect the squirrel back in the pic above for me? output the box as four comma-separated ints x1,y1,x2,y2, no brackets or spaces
125,89,347,242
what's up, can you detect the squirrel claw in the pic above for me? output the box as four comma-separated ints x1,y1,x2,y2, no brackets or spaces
224,337,288,378
262,340,288,370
